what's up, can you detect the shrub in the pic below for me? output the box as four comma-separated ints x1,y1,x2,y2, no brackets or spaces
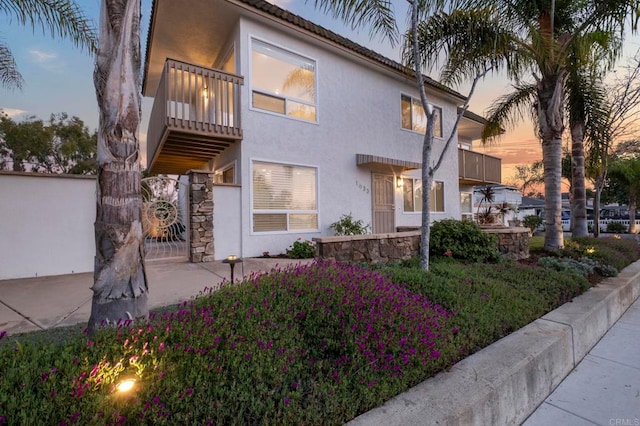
0,263,456,424
523,215,543,235
429,219,499,263
538,256,595,277
572,236,640,272
329,213,370,236
286,239,315,259
606,221,627,233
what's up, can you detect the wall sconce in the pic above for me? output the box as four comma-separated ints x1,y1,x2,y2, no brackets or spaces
202,86,209,99
396,177,404,188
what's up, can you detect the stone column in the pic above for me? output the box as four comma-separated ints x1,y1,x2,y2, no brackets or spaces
188,170,214,262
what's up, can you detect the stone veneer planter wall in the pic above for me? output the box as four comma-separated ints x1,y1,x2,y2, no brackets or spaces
188,170,214,262
313,227,530,262
313,231,421,263
480,226,530,260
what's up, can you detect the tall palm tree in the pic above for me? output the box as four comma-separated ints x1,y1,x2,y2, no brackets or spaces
608,157,640,234
89,0,147,332
565,32,617,237
0,0,96,89
413,0,635,250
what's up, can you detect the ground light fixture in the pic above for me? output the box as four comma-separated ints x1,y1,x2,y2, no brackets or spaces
222,255,243,283
116,378,136,393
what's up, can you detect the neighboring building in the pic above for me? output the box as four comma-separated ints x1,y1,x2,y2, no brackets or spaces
142,0,502,259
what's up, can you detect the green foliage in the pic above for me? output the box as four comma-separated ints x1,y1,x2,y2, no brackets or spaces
379,258,589,355
606,221,626,233
329,213,370,236
429,219,499,262
523,215,543,234
572,236,640,272
286,239,316,259
0,112,96,174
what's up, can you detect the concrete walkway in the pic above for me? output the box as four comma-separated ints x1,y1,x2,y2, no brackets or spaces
524,296,640,426
0,257,312,335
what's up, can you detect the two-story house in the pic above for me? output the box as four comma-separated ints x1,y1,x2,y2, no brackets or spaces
142,0,501,260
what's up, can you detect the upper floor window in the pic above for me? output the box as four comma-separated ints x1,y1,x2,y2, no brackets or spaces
403,179,445,212
251,39,317,122
401,94,442,137
214,161,236,184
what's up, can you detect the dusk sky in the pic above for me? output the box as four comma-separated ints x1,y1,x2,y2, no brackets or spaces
2,0,639,182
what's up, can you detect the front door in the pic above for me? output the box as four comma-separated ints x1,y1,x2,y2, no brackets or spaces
372,173,395,233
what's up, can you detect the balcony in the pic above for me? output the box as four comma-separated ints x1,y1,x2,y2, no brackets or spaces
458,149,501,185
147,59,244,174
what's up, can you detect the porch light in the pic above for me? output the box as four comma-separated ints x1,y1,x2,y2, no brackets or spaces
222,255,243,283
396,177,404,188
202,86,209,99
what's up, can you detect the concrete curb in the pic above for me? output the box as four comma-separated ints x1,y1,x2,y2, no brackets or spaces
348,260,640,426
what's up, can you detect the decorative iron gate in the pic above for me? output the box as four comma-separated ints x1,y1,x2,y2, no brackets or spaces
141,176,189,260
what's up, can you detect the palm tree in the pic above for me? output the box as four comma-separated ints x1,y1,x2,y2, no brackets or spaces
0,0,96,89
413,0,635,250
608,157,640,234
565,31,618,237
89,0,147,332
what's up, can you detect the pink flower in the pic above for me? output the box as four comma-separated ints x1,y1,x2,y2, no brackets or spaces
444,249,453,257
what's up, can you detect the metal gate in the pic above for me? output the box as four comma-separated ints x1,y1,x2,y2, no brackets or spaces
141,176,189,260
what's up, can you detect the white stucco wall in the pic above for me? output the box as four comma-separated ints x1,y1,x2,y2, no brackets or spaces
0,172,95,279
213,184,242,258
233,17,462,257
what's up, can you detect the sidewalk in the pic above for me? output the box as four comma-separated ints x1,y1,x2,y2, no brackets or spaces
524,296,640,425
0,257,312,335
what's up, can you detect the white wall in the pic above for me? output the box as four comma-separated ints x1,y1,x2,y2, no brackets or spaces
0,172,95,279
235,17,462,257
213,184,242,258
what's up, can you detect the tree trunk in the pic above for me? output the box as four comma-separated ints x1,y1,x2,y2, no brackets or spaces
89,0,148,332
629,192,637,234
538,74,566,250
593,179,603,238
570,120,588,237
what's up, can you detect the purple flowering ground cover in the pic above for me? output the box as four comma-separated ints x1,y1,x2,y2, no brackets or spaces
0,262,459,425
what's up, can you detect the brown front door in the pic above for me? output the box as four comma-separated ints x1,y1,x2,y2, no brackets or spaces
372,173,395,233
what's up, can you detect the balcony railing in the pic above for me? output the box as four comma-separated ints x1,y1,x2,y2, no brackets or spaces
147,59,244,174
458,149,501,185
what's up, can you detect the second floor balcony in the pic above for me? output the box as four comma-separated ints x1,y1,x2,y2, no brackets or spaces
458,149,502,185
147,59,244,174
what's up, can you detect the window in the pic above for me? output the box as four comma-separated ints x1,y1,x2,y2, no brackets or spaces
252,161,318,232
401,94,442,137
403,179,445,212
460,192,473,219
221,47,235,74
214,162,235,184
251,39,317,122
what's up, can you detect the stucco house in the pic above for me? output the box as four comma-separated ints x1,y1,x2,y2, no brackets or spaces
142,0,502,260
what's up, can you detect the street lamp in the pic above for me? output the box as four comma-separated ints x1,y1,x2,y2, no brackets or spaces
222,255,243,283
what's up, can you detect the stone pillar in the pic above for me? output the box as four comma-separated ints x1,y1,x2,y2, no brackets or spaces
188,170,214,262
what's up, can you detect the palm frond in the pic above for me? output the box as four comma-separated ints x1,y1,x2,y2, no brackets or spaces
311,0,398,45
0,41,23,89
0,0,96,53
482,82,538,141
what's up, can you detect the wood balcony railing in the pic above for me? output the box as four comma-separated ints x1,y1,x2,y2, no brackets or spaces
458,149,501,185
147,59,244,174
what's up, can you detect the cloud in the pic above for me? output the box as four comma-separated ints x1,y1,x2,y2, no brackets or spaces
29,49,64,72
0,108,28,119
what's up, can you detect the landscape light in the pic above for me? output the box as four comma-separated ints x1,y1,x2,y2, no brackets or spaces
116,378,136,393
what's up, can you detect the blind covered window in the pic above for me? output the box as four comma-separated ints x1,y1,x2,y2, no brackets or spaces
402,178,445,212
253,161,318,232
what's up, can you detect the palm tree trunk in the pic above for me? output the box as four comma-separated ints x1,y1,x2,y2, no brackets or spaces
538,75,566,250
89,0,148,332
629,192,637,234
593,177,604,238
570,120,588,236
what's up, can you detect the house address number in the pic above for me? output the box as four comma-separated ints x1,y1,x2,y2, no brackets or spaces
355,180,370,194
